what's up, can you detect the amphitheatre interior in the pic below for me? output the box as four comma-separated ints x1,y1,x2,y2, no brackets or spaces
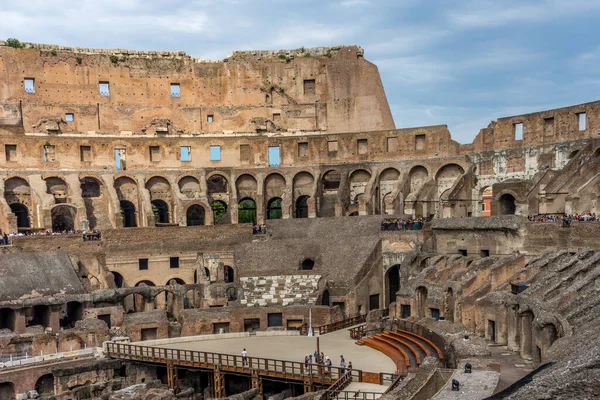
1,40,600,400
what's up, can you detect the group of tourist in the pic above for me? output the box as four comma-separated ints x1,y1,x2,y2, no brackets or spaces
0,233,10,246
381,218,427,231
304,350,353,376
252,224,267,235
0,229,102,244
528,214,598,223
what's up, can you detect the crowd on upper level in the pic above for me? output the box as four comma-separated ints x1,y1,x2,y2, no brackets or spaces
0,229,101,245
528,214,598,223
381,218,428,231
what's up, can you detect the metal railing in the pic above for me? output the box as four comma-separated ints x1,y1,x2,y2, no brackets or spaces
105,342,363,384
305,314,367,336
0,347,99,368
324,390,383,400
323,371,353,400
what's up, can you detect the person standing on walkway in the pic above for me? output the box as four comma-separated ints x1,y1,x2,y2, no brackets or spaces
242,348,248,366
339,355,346,375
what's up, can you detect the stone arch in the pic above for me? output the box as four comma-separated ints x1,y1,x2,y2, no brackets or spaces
480,186,493,216
111,271,124,288
226,287,237,301
9,203,30,228
264,173,286,199
299,258,314,270
415,286,428,318
236,174,258,200
568,149,579,159
204,267,211,281
293,172,314,218
0,382,15,399
385,265,401,307
186,204,205,226
408,166,429,192
224,265,235,283
207,173,229,195
321,289,330,306
379,168,401,215
178,176,201,199
207,174,230,223
499,193,516,215
349,169,371,206
135,280,156,311
238,197,257,224
120,200,137,227
435,164,465,196
35,373,55,396
80,176,102,198
0,308,16,331
594,147,600,158
210,200,228,225
45,176,69,204
322,170,341,191
80,176,105,229
267,197,283,219
51,204,76,232
146,176,172,224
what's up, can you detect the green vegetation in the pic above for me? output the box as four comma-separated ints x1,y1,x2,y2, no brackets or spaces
304,53,312,57
109,55,119,64
76,57,82,64
278,54,286,60
210,201,227,224
6,38,24,48
50,50,57,56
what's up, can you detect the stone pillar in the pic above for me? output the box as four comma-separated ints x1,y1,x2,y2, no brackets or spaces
137,175,153,227
520,312,534,360
15,310,27,334
497,311,509,346
49,306,61,334
100,174,120,229
255,175,265,225
507,305,520,352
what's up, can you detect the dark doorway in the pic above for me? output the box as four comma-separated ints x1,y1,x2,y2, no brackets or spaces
9,203,30,228
186,204,205,226
224,266,234,283
152,200,169,223
387,265,400,307
98,314,111,328
120,200,137,227
321,290,330,306
267,312,283,327
299,259,314,270
295,195,309,218
244,318,260,332
238,198,257,224
0,308,16,331
0,382,15,400
333,302,345,315
112,271,124,288
499,194,516,215
30,305,50,327
141,327,158,341
267,197,282,219
401,304,411,319
369,294,380,310
430,308,440,320
35,374,54,397
488,319,496,342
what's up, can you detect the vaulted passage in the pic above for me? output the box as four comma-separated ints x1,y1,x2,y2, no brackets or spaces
52,204,76,232
9,203,29,228
186,205,205,226
0,308,16,331
267,197,282,219
35,374,54,396
238,198,257,224
210,200,227,225
120,200,137,227
152,199,170,224
499,194,516,215
387,265,400,307
295,195,309,218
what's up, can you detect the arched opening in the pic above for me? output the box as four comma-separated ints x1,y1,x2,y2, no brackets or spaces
267,197,282,219
386,265,400,307
35,373,54,396
151,200,169,224
0,308,16,331
295,195,310,218
0,382,15,399
9,203,30,228
60,301,83,329
568,149,579,159
238,198,257,224
321,289,330,307
349,211,359,216
111,271,124,288
210,200,228,225
80,177,103,229
51,205,76,232
322,170,341,191
204,267,210,281
179,176,201,199
415,286,428,318
224,266,234,283
480,186,492,217
30,305,51,327
348,170,371,208
80,177,101,198
226,287,237,301
499,194,516,215
135,280,156,312
45,177,69,204
207,174,229,194
379,168,400,215
186,204,205,226
120,200,137,227
299,259,314,270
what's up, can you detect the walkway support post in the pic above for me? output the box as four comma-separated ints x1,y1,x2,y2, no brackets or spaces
166,362,178,393
214,365,226,398
251,369,263,395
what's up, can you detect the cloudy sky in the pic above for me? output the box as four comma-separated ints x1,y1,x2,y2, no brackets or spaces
1,0,599,143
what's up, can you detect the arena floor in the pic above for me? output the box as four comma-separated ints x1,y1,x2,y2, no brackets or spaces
154,328,396,374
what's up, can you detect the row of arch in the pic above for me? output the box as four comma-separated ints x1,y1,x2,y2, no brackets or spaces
3,162,470,231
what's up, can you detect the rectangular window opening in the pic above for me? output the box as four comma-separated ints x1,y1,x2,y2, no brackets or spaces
115,148,126,171
180,146,191,162
139,258,149,270
544,117,554,135
210,145,221,161
273,113,281,124
267,313,283,327
298,142,308,158
415,134,426,151
80,146,91,162
458,249,468,256
141,327,158,341
357,139,368,155
207,115,214,123
430,308,441,320
149,146,161,162
401,304,411,319
24,78,35,93
327,140,338,156
387,137,398,153
514,123,523,140
99,81,110,96
303,79,316,95
578,112,587,131
240,144,251,164
5,144,17,161
480,249,490,258
65,113,74,122
170,83,180,98
170,257,180,269
268,146,280,166
43,145,55,162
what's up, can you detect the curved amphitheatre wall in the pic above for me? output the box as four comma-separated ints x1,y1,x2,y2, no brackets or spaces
1,41,600,398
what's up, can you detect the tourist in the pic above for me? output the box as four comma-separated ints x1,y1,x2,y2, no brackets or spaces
325,356,332,375
304,355,309,369
320,352,325,364
313,349,319,363
308,353,313,363
340,355,346,375
242,348,248,366
347,361,353,375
